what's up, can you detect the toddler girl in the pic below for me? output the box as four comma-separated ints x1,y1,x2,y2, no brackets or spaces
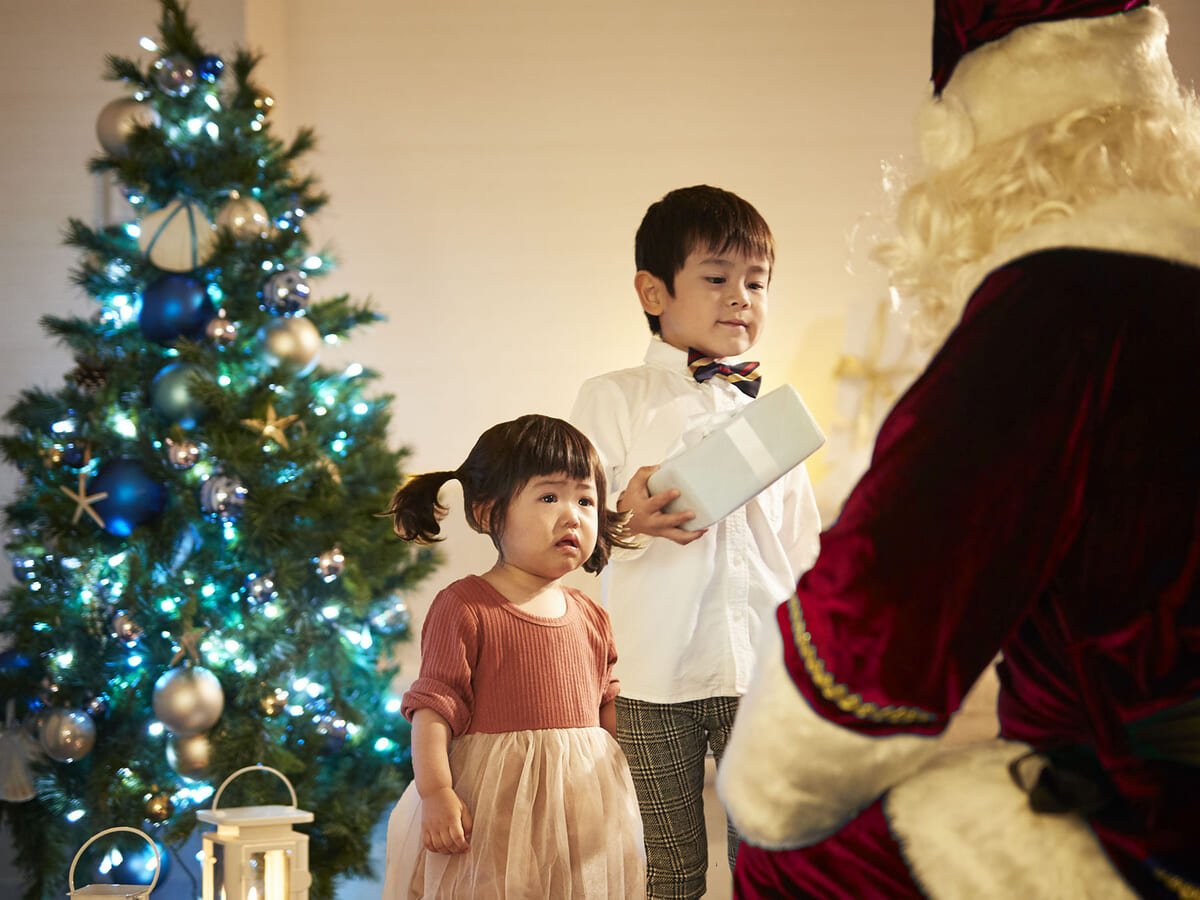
382,414,646,898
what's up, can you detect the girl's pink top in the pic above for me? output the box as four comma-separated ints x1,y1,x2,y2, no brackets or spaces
401,575,620,736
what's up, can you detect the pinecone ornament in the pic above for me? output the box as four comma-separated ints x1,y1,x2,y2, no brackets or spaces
69,357,109,393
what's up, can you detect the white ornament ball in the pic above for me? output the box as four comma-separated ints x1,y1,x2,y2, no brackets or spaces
138,199,217,273
166,732,212,780
96,97,159,157
260,316,322,376
152,665,225,736
216,193,271,241
39,708,96,762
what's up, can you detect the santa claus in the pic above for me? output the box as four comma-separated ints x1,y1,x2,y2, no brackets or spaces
719,2,1200,897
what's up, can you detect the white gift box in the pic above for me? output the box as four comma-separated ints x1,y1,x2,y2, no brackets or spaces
647,384,825,531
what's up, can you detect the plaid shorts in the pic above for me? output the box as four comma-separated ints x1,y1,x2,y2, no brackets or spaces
616,695,741,900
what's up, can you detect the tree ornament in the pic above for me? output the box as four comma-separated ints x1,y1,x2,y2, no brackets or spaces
372,596,411,632
164,436,200,470
260,316,321,376
205,311,238,347
85,694,109,718
243,572,277,605
95,97,159,157
152,54,197,97
241,402,302,450
138,199,216,273
316,714,348,752
69,356,109,393
258,269,310,316
91,459,167,538
260,687,289,717
61,442,88,468
59,460,110,530
152,665,224,736
216,192,271,241
151,361,210,428
111,611,143,645
314,546,345,583
200,472,247,520
144,790,175,823
0,699,39,802
139,273,215,344
197,54,224,83
39,708,96,762
166,731,212,779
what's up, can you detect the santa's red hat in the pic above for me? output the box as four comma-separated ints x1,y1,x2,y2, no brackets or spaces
920,2,1181,169
933,1,1149,93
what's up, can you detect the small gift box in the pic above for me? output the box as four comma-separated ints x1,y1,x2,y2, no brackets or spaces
647,384,824,530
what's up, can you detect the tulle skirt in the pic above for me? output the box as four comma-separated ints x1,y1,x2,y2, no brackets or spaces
383,726,646,899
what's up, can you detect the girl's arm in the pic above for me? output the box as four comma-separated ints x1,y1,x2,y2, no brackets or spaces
600,699,617,738
411,707,473,854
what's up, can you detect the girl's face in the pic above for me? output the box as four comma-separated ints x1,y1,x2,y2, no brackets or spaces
496,471,599,581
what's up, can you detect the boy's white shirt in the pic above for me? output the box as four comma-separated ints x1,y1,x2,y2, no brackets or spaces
570,338,821,704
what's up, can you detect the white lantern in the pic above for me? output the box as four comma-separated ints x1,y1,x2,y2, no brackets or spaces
197,765,314,900
68,826,161,899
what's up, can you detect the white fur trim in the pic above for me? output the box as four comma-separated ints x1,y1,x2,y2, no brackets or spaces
717,624,937,849
887,741,1135,900
923,7,1178,170
954,191,1200,310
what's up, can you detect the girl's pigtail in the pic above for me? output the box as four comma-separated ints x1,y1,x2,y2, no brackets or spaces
386,470,460,543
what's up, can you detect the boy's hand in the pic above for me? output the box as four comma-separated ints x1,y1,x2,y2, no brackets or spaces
420,786,473,854
617,465,707,545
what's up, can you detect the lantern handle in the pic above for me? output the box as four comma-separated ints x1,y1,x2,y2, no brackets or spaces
68,825,161,894
211,763,299,810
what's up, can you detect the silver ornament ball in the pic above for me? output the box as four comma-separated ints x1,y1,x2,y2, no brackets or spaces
216,193,271,241
314,546,345,582
152,55,197,97
111,611,144,645
259,269,311,316
166,732,213,780
259,316,321,376
200,473,248,520
152,665,225,736
39,708,96,762
205,314,239,346
243,572,278,604
95,97,159,157
164,437,201,470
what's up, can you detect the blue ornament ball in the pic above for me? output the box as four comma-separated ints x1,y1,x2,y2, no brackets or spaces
78,834,170,889
259,268,311,316
139,274,215,345
61,442,87,468
0,649,32,672
91,458,167,537
151,362,210,429
197,54,224,83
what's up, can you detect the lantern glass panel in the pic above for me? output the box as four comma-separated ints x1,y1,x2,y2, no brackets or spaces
248,849,291,900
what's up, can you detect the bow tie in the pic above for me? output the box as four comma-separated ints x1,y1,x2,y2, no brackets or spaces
687,348,762,398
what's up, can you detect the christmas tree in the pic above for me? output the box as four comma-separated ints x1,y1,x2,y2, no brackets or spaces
0,2,436,897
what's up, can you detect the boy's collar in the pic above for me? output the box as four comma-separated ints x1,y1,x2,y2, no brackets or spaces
644,336,751,372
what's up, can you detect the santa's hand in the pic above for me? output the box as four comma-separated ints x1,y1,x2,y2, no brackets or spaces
618,465,706,545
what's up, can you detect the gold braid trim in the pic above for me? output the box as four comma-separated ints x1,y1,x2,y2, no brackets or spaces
1156,868,1200,899
785,593,938,726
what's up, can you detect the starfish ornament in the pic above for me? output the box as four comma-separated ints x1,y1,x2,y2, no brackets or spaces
241,402,302,449
59,447,108,528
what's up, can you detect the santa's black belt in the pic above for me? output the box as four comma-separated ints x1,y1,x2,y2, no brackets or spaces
1007,696,1200,816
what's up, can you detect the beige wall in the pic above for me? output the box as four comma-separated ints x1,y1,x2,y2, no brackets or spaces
4,2,1200,689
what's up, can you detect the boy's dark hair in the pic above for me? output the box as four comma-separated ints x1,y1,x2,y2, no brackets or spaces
385,414,632,574
635,184,775,334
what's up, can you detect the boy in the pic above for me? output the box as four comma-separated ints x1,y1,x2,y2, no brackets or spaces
570,185,821,899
